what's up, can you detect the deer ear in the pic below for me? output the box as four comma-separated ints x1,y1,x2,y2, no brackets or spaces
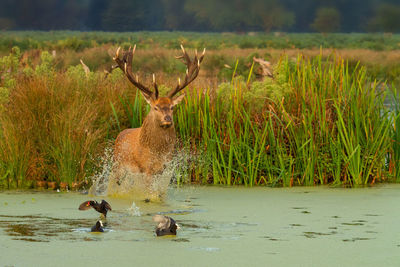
172,94,185,106
140,91,153,105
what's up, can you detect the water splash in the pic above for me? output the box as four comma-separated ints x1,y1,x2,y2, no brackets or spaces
127,201,141,217
88,146,114,196
89,145,196,200
188,247,220,252
106,166,170,200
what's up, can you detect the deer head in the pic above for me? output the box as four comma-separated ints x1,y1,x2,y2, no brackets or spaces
113,45,205,129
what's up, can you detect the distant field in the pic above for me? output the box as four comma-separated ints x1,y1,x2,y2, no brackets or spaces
0,31,399,53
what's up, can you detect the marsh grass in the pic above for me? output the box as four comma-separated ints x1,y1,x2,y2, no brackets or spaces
391,86,400,182
0,59,136,188
174,53,397,186
0,46,398,188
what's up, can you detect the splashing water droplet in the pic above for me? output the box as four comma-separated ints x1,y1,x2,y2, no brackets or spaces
88,146,114,196
127,201,141,216
88,144,200,200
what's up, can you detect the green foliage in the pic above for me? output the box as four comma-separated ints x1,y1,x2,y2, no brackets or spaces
0,46,20,72
0,47,21,89
0,87,9,106
56,37,88,51
247,79,288,110
185,0,293,32
311,7,341,33
369,4,400,33
66,64,88,81
102,0,163,31
250,2,295,32
391,88,400,181
246,62,291,109
108,68,124,83
35,51,55,76
0,46,21,111
1,32,400,55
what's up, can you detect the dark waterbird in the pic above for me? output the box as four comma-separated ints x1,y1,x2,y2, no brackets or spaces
153,215,180,236
79,200,112,218
91,220,104,232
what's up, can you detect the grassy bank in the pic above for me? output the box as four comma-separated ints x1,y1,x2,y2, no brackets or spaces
0,44,399,189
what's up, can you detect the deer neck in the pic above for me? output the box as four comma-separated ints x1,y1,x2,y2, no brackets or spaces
139,112,176,154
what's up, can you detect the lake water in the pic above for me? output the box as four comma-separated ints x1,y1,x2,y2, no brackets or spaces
0,185,399,266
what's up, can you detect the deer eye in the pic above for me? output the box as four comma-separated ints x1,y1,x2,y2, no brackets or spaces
154,106,159,111
170,106,174,111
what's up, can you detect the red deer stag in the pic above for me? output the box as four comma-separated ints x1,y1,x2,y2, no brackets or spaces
110,45,205,195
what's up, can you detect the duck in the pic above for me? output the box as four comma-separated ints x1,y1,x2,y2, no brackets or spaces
79,200,112,218
153,215,180,236
91,220,104,232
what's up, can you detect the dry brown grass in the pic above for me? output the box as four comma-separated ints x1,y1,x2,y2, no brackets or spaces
0,70,138,187
19,44,400,70
19,45,397,90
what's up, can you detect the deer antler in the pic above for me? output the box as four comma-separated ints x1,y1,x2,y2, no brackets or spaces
167,45,206,98
80,59,90,77
113,45,159,99
103,64,118,79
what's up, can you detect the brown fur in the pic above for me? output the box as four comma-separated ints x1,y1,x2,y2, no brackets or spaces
113,96,181,187
110,45,202,194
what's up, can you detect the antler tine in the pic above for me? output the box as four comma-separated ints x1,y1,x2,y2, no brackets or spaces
167,45,206,98
104,64,119,79
153,73,159,99
113,45,155,98
114,47,121,59
180,44,191,63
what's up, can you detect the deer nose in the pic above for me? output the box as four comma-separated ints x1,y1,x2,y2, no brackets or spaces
164,115,172,122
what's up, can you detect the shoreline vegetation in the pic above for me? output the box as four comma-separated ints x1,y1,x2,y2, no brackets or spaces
0,31,399,189
1,32,399,86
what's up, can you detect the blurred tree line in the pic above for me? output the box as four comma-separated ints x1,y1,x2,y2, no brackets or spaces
0,0,399,33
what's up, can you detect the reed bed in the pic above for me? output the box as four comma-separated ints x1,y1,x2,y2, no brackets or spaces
0,46,398,189
174,54,398,186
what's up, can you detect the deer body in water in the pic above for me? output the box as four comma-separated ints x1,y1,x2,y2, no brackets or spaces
111,45,205,192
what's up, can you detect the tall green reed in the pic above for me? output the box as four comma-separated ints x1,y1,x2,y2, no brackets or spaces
175,52,396,187
390,85,400,182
